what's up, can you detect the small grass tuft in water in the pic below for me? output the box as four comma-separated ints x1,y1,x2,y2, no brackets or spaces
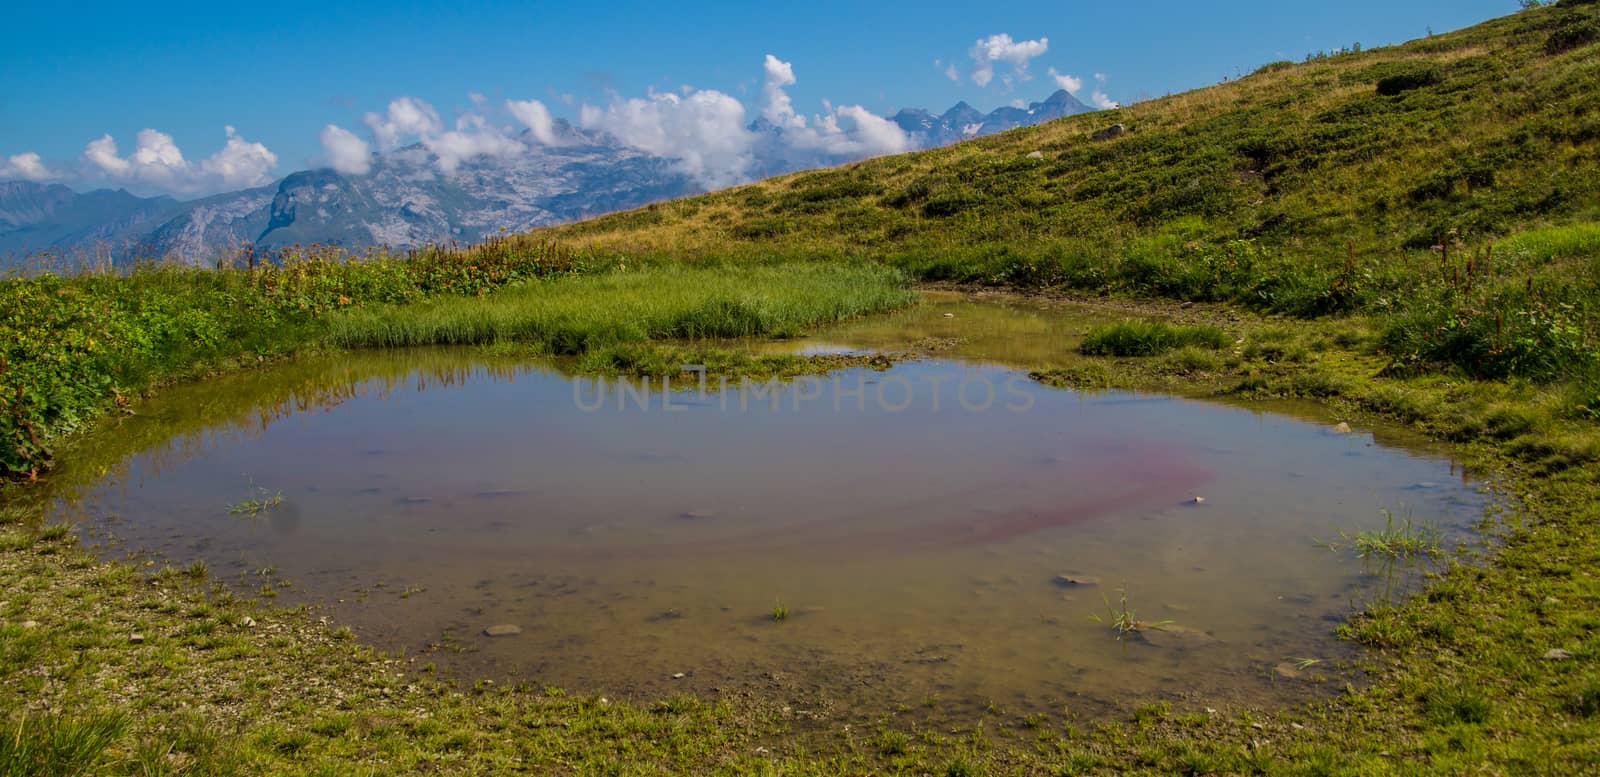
1080,320,1229,357
1323,509,1442,559
226,482,284,519
771,599,789,623
1089,587,1173,641
36,524,72,543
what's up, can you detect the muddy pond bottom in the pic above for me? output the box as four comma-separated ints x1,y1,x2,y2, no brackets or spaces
49,296,1485,721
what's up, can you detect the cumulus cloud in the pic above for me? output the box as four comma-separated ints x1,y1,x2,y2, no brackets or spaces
1047,67,1084,95
819,105,912,156
506,98,562,145
761,54,805,130
355,96,533,173
752,55,912,160
430,114,523,174
969,33,1048,88
201,126,278,186
579,88,754,188
363,96,443,152
79,126,278,193
1091,73,1120,109
1,152,55,182
570,55,911,188
319,124,372,175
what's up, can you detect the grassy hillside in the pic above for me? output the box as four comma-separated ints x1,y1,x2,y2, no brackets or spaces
536,1,1600,383
547,3,1598,272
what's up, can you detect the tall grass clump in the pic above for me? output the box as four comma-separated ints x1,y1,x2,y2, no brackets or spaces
1080,320,1229,357
0,710,129,776
1379,225,1600,381
326,263,915,352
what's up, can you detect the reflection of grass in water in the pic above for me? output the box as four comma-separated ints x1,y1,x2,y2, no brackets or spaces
1089,587,1174,641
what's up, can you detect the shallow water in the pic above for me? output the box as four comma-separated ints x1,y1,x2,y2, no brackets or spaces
46,292,1485,721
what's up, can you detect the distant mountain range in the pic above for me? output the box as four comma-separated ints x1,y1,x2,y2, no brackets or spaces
0,91,1092,266
890,89,1091,146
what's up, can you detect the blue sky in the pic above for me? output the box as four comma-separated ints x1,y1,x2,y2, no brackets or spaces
2,0,1516,196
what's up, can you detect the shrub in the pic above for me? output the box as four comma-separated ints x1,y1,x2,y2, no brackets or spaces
1376,65,1442,95
1546,14,1600,53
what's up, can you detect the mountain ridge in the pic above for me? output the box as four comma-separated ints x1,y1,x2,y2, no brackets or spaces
0,92,1092,266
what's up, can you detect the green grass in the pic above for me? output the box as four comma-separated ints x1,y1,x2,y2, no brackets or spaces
225,487,285,518
1339,509,1443,560
1079,320,1229,357
0,711,129,777
326,262,914,351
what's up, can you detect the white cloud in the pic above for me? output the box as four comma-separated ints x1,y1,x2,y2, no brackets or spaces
79,126,278,193
429,114,523,174
200,126,278,187
755,55,912,159
1,152,55,182
761,54,805,130
1047,67,1083,95
1090,73,1120,109
506,98,562,145
319,124,372,175
579,88,754,188
576,55,911,188
969,33,1049,88
944,63,960,82
363,96,443,152
1010,99,1026,109
821,105,912,156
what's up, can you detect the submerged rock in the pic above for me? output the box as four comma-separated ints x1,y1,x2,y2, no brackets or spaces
1273,662,1305,680
1333,422,1353,434
1133,624,1219,648
1053,575,1102,588
678,510,716,521
483,624,523,637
